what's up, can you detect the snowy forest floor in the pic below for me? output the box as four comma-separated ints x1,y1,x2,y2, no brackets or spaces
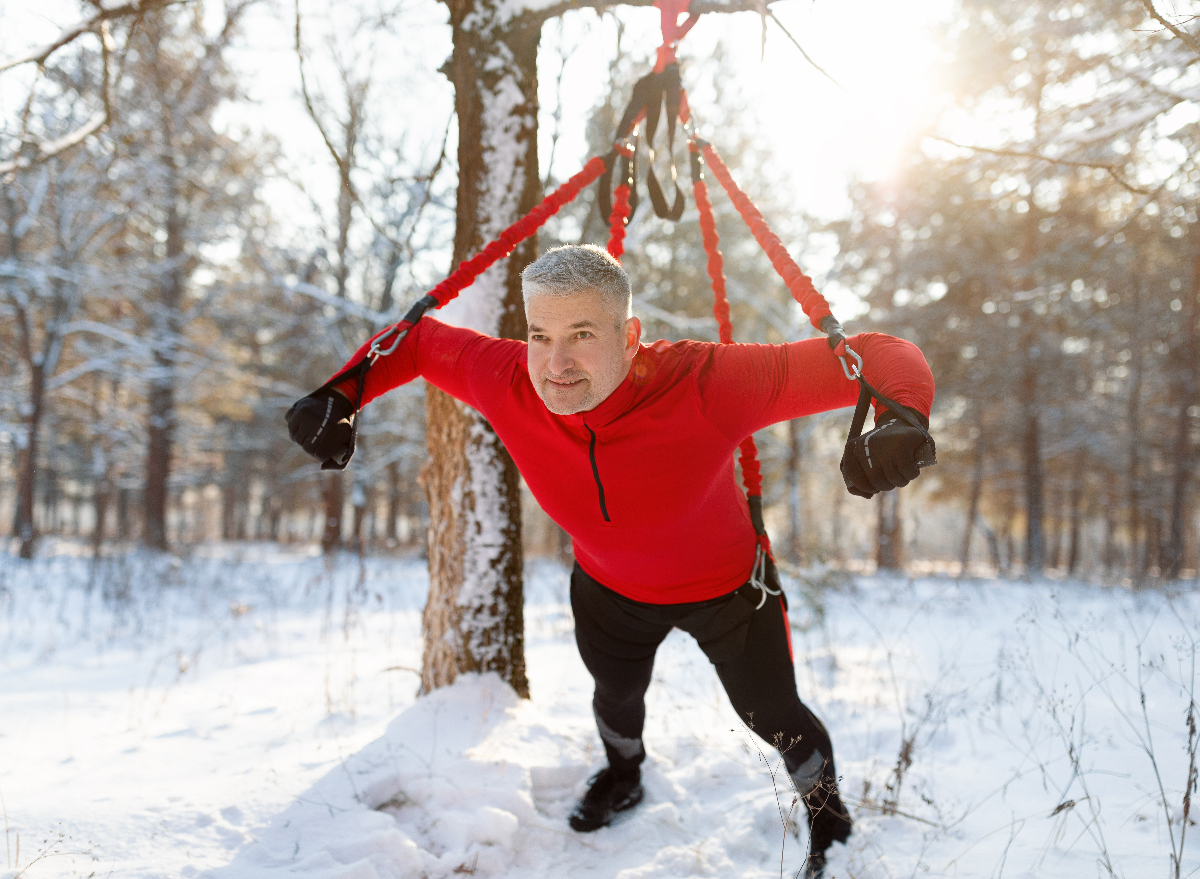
1,545,1197,879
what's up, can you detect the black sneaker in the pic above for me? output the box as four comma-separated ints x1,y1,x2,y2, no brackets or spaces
803,774,852,878
568,766,644,832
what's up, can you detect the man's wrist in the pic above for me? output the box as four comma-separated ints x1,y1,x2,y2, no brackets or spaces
874,406,929,430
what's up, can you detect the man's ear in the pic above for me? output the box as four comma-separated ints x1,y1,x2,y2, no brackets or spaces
623,317,641,361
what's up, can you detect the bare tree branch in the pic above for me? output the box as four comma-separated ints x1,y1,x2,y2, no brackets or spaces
0,21,115,178
923,133,1154,195
1138,0,1200,60
0,0,181,73
767,10,847,94
294,0,348,180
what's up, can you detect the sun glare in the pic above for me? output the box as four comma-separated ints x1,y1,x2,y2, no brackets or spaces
747,0,952,211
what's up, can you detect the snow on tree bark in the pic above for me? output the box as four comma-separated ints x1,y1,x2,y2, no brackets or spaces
420,0,541,698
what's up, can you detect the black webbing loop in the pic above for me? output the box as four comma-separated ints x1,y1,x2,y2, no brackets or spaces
600,65,687,225
598,144,639,226
645,64,685,221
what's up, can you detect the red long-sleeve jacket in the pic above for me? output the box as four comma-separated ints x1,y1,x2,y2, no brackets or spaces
342,318,934,604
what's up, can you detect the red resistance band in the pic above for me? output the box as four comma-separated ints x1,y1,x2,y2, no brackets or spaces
689,145,770,553
429,155,608,308
698,142,834,332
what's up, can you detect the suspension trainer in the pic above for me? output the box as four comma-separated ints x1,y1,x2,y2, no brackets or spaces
314,0,937,567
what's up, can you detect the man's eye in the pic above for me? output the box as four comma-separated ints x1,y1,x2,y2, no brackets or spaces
530,334,548,342
575,331,592,339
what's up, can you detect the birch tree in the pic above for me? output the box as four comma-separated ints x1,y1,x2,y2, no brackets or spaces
422,0,787,696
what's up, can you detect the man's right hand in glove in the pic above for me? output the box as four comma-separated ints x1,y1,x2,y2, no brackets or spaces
286,390,355,467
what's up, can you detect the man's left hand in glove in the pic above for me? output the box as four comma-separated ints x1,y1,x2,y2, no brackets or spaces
840,410,936,499
285,390,356,468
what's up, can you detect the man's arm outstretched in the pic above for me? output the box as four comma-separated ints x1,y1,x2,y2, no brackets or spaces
699,332,936,495
285,318,524,467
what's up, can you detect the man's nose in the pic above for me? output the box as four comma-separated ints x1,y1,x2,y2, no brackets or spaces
548,342,574,375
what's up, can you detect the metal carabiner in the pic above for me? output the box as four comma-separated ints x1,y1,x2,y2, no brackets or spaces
748,543,782,610
367,325,407,364
838,344,863,381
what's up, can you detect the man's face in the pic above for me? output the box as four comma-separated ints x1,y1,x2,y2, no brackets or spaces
526,290,641,415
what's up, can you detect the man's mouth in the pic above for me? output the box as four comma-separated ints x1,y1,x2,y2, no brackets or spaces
547,376,585,389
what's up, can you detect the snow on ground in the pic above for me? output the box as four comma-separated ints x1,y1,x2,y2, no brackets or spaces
1,545,1197,879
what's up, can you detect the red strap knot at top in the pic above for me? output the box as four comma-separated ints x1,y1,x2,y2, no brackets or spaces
653,0,699,72
700,143,835,331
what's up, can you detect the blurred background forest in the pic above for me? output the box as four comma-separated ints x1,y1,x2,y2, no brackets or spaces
3,0,1200,585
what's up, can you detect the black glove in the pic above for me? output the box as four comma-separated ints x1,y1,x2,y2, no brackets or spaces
840,410,935,499
286,391,356,468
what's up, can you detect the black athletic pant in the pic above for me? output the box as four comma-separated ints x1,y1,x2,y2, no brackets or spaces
570,561,835,779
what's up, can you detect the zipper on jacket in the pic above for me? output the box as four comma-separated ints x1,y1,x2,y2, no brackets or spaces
584,424,611,522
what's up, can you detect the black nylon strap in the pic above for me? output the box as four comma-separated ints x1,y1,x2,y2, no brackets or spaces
747,495,767,537
847,380,873,443
616,72,658,140
597,147,617,227
643,73,664,147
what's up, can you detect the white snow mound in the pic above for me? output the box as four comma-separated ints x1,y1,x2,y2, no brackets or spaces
210,672,810,879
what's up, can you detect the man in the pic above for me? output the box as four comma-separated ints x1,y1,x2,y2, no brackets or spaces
286,244,935,876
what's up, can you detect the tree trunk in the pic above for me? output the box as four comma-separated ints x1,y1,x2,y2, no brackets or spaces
386,459,400,542
959,417,985,575
1048,488,1064,571
1103,502,1117,576
419,0,539,698
1067,457,1083,577
117,487,132,541
5,185,42,560
351,477,367,554
1021,356,1045,575
1127,281,1146,582
876,490,902,571
1164,395,1192,579
14,363,44,559
91,443,110,558
144,185,184,550
1145,513,1160,578
1163,233,1200,579
321,472,343,553
983,523,1001,573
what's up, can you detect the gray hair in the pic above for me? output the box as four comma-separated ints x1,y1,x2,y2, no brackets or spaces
521,244,632,329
